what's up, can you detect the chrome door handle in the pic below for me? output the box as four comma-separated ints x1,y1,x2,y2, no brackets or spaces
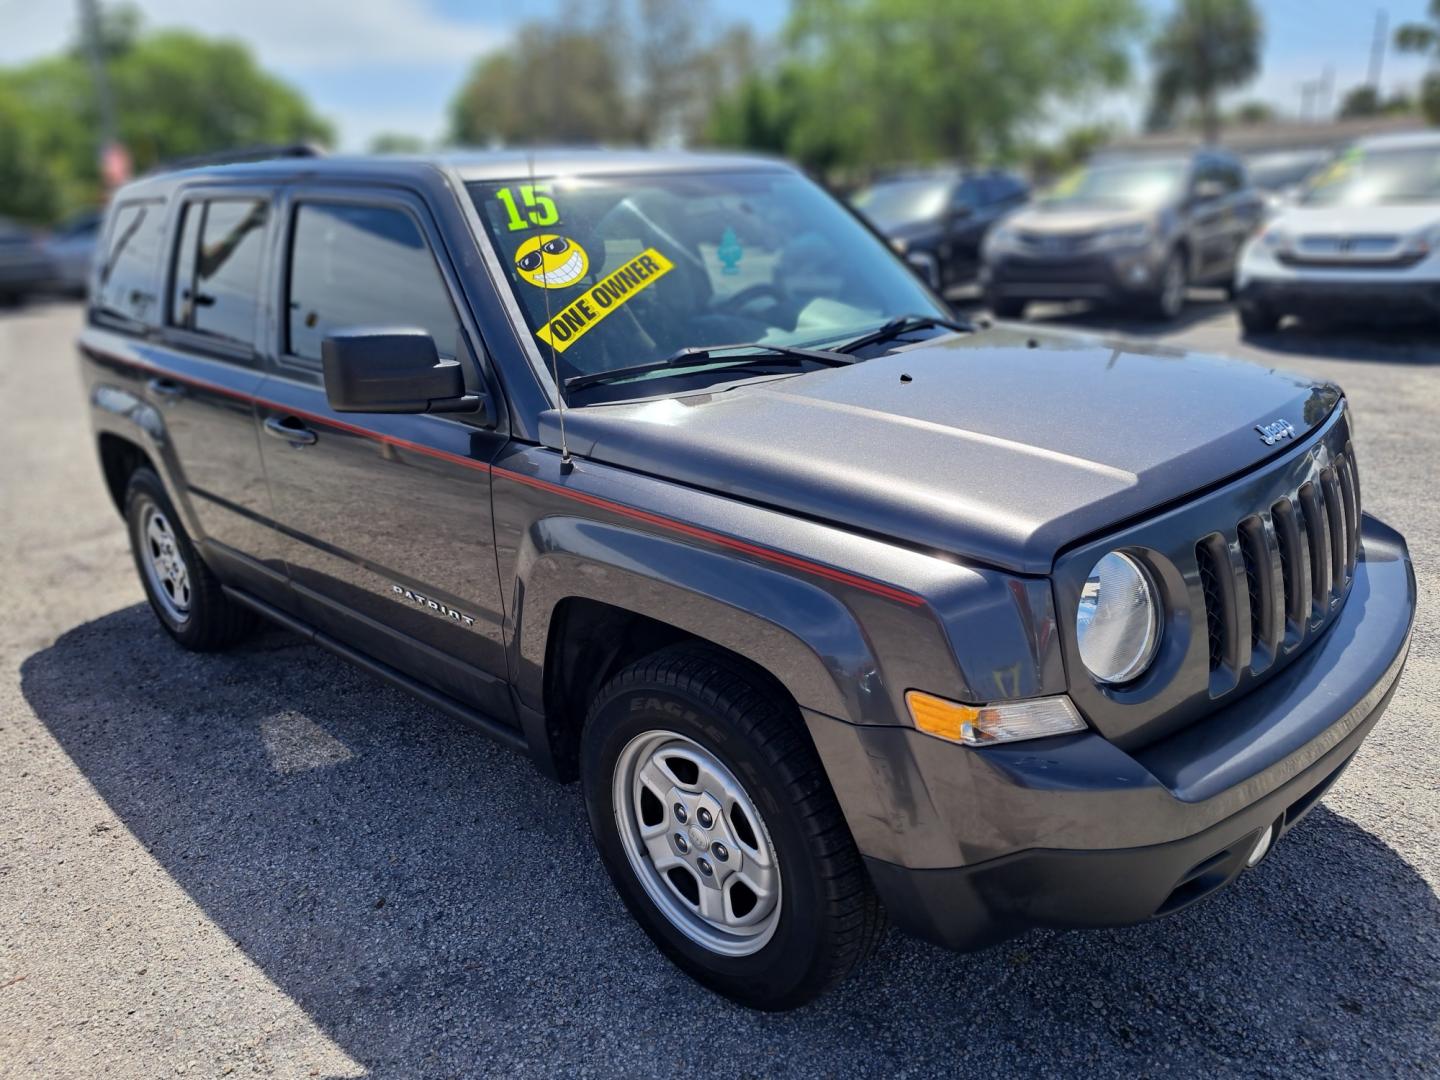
263,415,317,447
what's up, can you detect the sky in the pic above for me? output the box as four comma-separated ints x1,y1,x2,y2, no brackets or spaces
0,0,1434,151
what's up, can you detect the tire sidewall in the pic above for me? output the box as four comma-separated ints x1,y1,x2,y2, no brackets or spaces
581,681,833,1005
125,470,202,644
1156,249,1187,320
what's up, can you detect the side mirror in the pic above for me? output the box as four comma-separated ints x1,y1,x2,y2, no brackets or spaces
946,204,974,227
321,328,483,415
1191,178,1227,203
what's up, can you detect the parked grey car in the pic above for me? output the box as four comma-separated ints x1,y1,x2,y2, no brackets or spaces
42,209,104,295
0,216,54,303
981,148,1264,320
80,149,1414,1010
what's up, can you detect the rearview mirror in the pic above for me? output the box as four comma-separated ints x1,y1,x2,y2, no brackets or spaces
321,328,482,415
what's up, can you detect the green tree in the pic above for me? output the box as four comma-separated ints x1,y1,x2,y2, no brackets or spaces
0,6,332,223
1231,99,1275,125
708,0,1142,173
448,19,633,145
1396,1,1440,123
1146,0,1263,141
1339,84,1382,118
368,132,427,154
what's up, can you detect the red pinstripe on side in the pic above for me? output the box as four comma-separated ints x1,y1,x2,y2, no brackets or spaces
88,347,926,607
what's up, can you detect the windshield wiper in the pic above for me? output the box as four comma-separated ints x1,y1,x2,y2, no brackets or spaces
563,342,856,392
833,313,971,355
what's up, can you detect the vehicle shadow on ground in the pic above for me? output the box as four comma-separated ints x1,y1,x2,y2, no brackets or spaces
954,292,1234,338
22,605,1440,1078
1242,320,1440,365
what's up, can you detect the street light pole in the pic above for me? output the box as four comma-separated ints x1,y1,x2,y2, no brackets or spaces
77,0,129,189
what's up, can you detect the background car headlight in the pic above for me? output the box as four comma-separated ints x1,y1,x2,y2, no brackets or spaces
1076,551,1160,684
1402,223,1440,257
1260,226,1291,251
1092,222,1152,249
984,225,1019,255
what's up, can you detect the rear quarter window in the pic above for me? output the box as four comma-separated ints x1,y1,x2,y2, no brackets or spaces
93,200,166,327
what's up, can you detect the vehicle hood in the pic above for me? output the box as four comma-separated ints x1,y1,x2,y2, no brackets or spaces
1002,204,1155,235
1272,203,1440,235
546,327,1340,575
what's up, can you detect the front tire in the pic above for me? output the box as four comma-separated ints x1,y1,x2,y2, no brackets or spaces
1147,249,1188,320
580,645,886,1010
1238,296,1281,336
124,468,255,651
986,293,1027,320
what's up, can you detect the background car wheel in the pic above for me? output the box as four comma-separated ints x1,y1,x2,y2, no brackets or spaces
124,467,255,651
1238,300,1280,336
580,644,886,1011
1149,250,1188,320
986,294,1027,319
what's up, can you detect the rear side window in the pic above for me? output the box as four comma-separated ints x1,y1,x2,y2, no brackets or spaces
170,198,270,348
286,202,461,364
94,200,166,326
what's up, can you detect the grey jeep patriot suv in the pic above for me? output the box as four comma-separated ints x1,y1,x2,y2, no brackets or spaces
80,149,1414,1011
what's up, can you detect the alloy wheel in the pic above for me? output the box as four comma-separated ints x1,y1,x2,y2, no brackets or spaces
612,729,782,957
139,503,192,623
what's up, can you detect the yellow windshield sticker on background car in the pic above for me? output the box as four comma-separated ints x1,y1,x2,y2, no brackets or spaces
535,248,675,353
516,234,590,288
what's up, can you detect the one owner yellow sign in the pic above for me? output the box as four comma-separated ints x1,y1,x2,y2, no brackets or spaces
534,248,675,354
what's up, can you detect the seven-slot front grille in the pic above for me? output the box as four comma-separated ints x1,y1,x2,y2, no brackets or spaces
1195,447,1361,677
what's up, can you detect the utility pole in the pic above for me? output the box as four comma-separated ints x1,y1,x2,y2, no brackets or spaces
77,0,129,190
1368,9,1389,91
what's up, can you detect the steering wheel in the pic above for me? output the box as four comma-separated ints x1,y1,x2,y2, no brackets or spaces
713,282,789,313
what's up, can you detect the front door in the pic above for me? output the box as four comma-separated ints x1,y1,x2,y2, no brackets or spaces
254,188,512,721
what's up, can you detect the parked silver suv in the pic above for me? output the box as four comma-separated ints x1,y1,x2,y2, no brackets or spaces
981,149,1264,320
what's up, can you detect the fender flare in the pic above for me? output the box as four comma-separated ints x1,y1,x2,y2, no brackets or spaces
510,515,898,725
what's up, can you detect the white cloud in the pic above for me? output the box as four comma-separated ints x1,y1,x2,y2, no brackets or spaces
0,0,506,70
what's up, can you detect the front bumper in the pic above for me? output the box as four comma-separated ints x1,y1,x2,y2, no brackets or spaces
981,248,1160,304
1241,277,1440,317
806,515,1414,951
1237,242,1440,317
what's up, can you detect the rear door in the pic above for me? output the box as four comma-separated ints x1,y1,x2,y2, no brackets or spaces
108,187,293,608
254,185,512,721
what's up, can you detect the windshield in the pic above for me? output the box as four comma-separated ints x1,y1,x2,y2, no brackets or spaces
1302,144,1440,206
1247,150,1330,192
469,170,946,397
851,176,953,229
1045,159,1189,209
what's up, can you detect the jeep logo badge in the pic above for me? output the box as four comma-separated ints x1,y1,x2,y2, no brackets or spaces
1255,418,1296,446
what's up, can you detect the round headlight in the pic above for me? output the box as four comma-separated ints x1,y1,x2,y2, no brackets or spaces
1076,551,1160,684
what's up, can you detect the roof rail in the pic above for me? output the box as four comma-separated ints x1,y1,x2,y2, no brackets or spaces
143,143,325,176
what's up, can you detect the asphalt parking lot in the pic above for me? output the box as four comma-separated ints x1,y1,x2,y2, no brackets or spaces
1,297,1437,1079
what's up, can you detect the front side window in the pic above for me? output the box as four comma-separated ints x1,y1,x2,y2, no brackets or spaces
469,170,945,397
95,200,166,326
170,198,269,347
287,202,461,364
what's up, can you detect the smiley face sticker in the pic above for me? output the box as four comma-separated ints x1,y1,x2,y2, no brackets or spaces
515,234,589,288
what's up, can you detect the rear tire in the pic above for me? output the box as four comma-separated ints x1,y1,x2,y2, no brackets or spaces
1238,297,1281,336
124,467,255,651
580,645,886,1011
